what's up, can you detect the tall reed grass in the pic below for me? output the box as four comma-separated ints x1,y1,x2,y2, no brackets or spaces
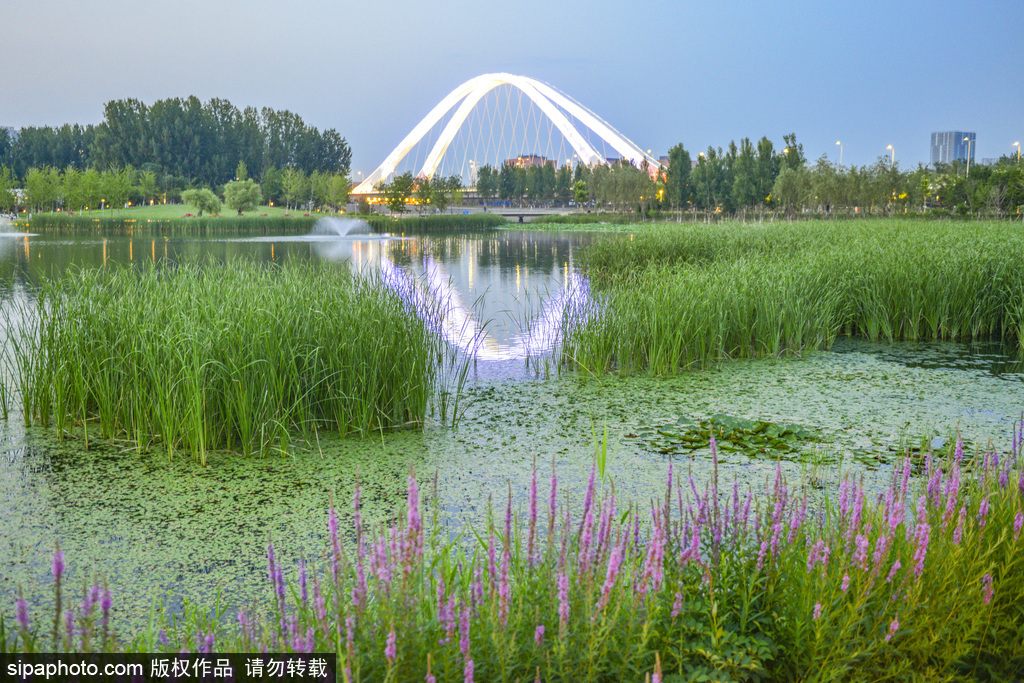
2,260,449,462
565,220,1024,374
6,423,1024,681
366,213,506,232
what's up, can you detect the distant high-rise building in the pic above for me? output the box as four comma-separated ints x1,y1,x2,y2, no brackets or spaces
930,131,975,165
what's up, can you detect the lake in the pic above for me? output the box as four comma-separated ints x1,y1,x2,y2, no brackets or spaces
1,223,1021,631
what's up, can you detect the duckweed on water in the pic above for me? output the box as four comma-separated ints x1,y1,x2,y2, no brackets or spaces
629,414,821,459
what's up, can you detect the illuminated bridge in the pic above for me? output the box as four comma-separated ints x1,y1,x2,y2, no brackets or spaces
351,73,662,194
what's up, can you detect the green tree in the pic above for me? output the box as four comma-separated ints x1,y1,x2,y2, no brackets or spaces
573,180,589,206
476,164,498,203
325,173,350,211
415,176,432,212
666,143,693,210
379,172,414,214
781,133,806,170
281,167,308,210
0,166,15,212
138,170,158,206
236,161,248,181
499,161,517,203
102,165,135,211
223,179,263,215
431,174,461,213
555,164,573,205
181,188,222,216
731,138,757,211
25,166,59,212
772,165,811,216
261,167,284,206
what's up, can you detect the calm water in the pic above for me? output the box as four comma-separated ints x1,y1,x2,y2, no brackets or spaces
1,225,1022,633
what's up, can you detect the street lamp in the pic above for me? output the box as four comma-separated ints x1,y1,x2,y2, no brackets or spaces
963,136,973,177
886,145,894,169
835,140,842,166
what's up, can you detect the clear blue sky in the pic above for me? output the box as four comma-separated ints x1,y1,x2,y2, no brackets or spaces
3,0,1021,173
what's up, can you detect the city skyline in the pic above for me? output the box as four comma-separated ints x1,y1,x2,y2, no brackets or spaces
1,0,1021,175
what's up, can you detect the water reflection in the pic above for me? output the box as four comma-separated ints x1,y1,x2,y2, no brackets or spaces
0,228,596,365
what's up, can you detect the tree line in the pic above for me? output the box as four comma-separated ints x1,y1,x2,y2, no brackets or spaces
0,96,351,191
441,133,1024,220
0,161,352,216
665,134,1024,219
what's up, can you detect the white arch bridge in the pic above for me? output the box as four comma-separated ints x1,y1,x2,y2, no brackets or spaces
351,73,662,195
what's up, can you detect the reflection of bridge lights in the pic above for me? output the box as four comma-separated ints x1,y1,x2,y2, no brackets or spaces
379,254,592,362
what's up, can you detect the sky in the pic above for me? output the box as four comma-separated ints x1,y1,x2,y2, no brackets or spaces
2,0,1022,175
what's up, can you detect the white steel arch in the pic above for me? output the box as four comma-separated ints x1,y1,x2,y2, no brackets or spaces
352,73,661,194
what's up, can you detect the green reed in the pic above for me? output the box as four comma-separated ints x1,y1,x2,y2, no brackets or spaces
3,260,448,462
565,220,1024,374
365,213,506,232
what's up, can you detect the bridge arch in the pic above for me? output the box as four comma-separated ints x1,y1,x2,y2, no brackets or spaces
352,73,660,194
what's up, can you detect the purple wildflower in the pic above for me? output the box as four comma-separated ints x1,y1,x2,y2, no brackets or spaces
1014,511,1023,542
499,547,510,626
887,559,902,583
841,574,851,592
978,497,990,530
885,616,899,642
328,503,340,584
534,624,545,646
100,587,112,627
981,573,994,605
913,521,930,580
464,658,474,683
557,571,570,628
598,544,624,610
16,595,29,632
385,626,397,663
459,602,471,656
813,603,823,620
52,545,65,581
671,589,684,618
853,534,869,571
954,504,966,545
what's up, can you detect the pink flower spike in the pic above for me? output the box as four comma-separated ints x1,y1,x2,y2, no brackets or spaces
534,624,545,645
385,626,397,663
16,596,29,632
885,616,899,642
981,573,994,605
52,545,65,580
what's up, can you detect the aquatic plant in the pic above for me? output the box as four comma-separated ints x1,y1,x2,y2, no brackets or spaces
6,421,1023,681
565,220,1024,374
2,259,455,462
